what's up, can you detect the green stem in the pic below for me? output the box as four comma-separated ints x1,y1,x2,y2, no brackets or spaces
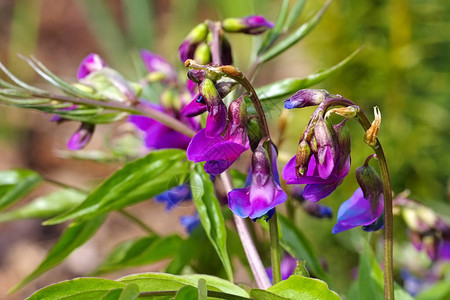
117,209,154,235
356,112,394,300
138,290,250,299
269,210,281,284
43,176,89,193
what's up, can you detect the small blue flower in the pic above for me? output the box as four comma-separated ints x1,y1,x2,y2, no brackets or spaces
155,184,192,210
180,213,201,234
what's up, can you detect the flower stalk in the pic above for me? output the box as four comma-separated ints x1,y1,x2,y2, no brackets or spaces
269,210,282,284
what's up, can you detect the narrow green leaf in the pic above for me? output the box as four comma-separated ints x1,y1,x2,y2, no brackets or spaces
257,47,362,102
0,62,46,93
198,279,207,300
0,189,86,223
175,285,198,300
182,274,249,298
12,214,107,292
122,0,154,50
417,281,450,300
93,235,183,274
0,169,42,211
284,0,307,30
26,278,125,300
260,0,332,63
45,149,190,224
258,0,290,54
277,214,329,281
266,275,341,299
190,165,233,281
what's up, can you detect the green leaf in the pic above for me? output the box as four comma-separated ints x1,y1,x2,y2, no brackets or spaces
100,284,139,300
45,149,190,225
417,281,450,300
277,214,329,281
11,214,107,292
93,235,183,274
198,278,207,300
0,189,86,223
26,278,125,300
175,285,198,300
266,275,341,299
122,0,154,50
250,289,288,300
259,0,332,63
190,165,233,281
259,0,290,54
0,169,42,211
182,274,249,298
256,47,362,102
284,0,307,30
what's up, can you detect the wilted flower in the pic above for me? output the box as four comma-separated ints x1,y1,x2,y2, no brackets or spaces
222,15,274,35
364,106,381,148
228,145,287,219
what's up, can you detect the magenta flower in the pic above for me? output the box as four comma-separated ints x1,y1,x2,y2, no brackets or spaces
178,23,208,62
332,188,384,234
67,123,95,150
140,50,178,83
222,15,274,35
282,121,351,202
129,102,200,150
187,97,249,175
77,53,107,80
228,145,287,219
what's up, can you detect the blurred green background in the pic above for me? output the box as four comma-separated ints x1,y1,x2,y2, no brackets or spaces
0,0,448,297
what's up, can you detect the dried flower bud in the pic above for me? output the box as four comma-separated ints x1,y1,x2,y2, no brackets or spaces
222,15,274,35
325,105,359,119
284,89,331,109
295,140,312,177
364,106,381,148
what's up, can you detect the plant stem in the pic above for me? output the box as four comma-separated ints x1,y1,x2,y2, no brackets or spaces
117,209,154,235
43,176,90,193
269,210,281,284
220,171,271,290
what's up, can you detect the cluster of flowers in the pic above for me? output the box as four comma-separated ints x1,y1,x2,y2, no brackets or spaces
53,15,388,236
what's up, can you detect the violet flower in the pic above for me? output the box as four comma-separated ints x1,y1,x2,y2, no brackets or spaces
77,53,107,80
187,96,249,175
228,145,287,219
282,121,351,202
178,23,209,62
180,213,201,234
67,123,95,150
266,253,297,282
284,89,331,109
155,184,192,210
222,15,274,35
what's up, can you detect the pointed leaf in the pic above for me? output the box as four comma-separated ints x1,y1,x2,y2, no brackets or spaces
26,278,125,300
182,274,249,298
256,47,362,102
284,0,307,30
12,214,107,292
93,235,183,274
190,165,233,281
260,0,332,62
45,149,190,225
0,169,42,211
0,189,86,223
259,0,290,53
266,275,340,299
417,281,450,300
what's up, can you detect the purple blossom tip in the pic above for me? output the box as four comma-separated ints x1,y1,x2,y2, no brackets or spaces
222,15,273,35
140,50,177,82
67,123,95,150
77,53,107,80
181,94,207,117
332,188,384,234
284,89,330,109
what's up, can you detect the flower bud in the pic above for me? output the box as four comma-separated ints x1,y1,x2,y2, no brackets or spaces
215,78,237,98
179,23,209,62
194,42,211,65
200,78,226,137
295,140,312,177
364,106,381,148
77,53,107,80
140,50,178,83
220,35,233,65
225,96,248,146
67,123,95,150
222,15,274,35
356,157,383,212
325,105,359,119
313,118,336,179
247,117,264,151
284,89,331,109
160,89,180,111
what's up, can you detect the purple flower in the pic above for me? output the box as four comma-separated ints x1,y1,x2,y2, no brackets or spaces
181,94,207,117
140,50,178,83
284,89,331,109
67,123,95,150
50,105,77,123
266,254,297,282
77,53,107,80
129,102,200,150
332,188,384,234
155,184,192,210
282,121,351,202
199,79,227,137
187,96,249,175
228,145,287,219
290,186,333,219
222,15,274,35
180,213,201,234
178,23,209,62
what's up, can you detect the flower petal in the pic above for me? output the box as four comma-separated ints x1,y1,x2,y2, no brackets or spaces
228,187,252,218
302,179,343,202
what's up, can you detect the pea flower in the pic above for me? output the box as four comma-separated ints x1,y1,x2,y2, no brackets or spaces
67,123,95,151
332,157,384,234
282,120,351,202
187,96,249,175
140,50,178,83
284,89,331,109
155,184,192,210
77,53,107,80
222,15,274,35
179,23,209,62
228,145,287,219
